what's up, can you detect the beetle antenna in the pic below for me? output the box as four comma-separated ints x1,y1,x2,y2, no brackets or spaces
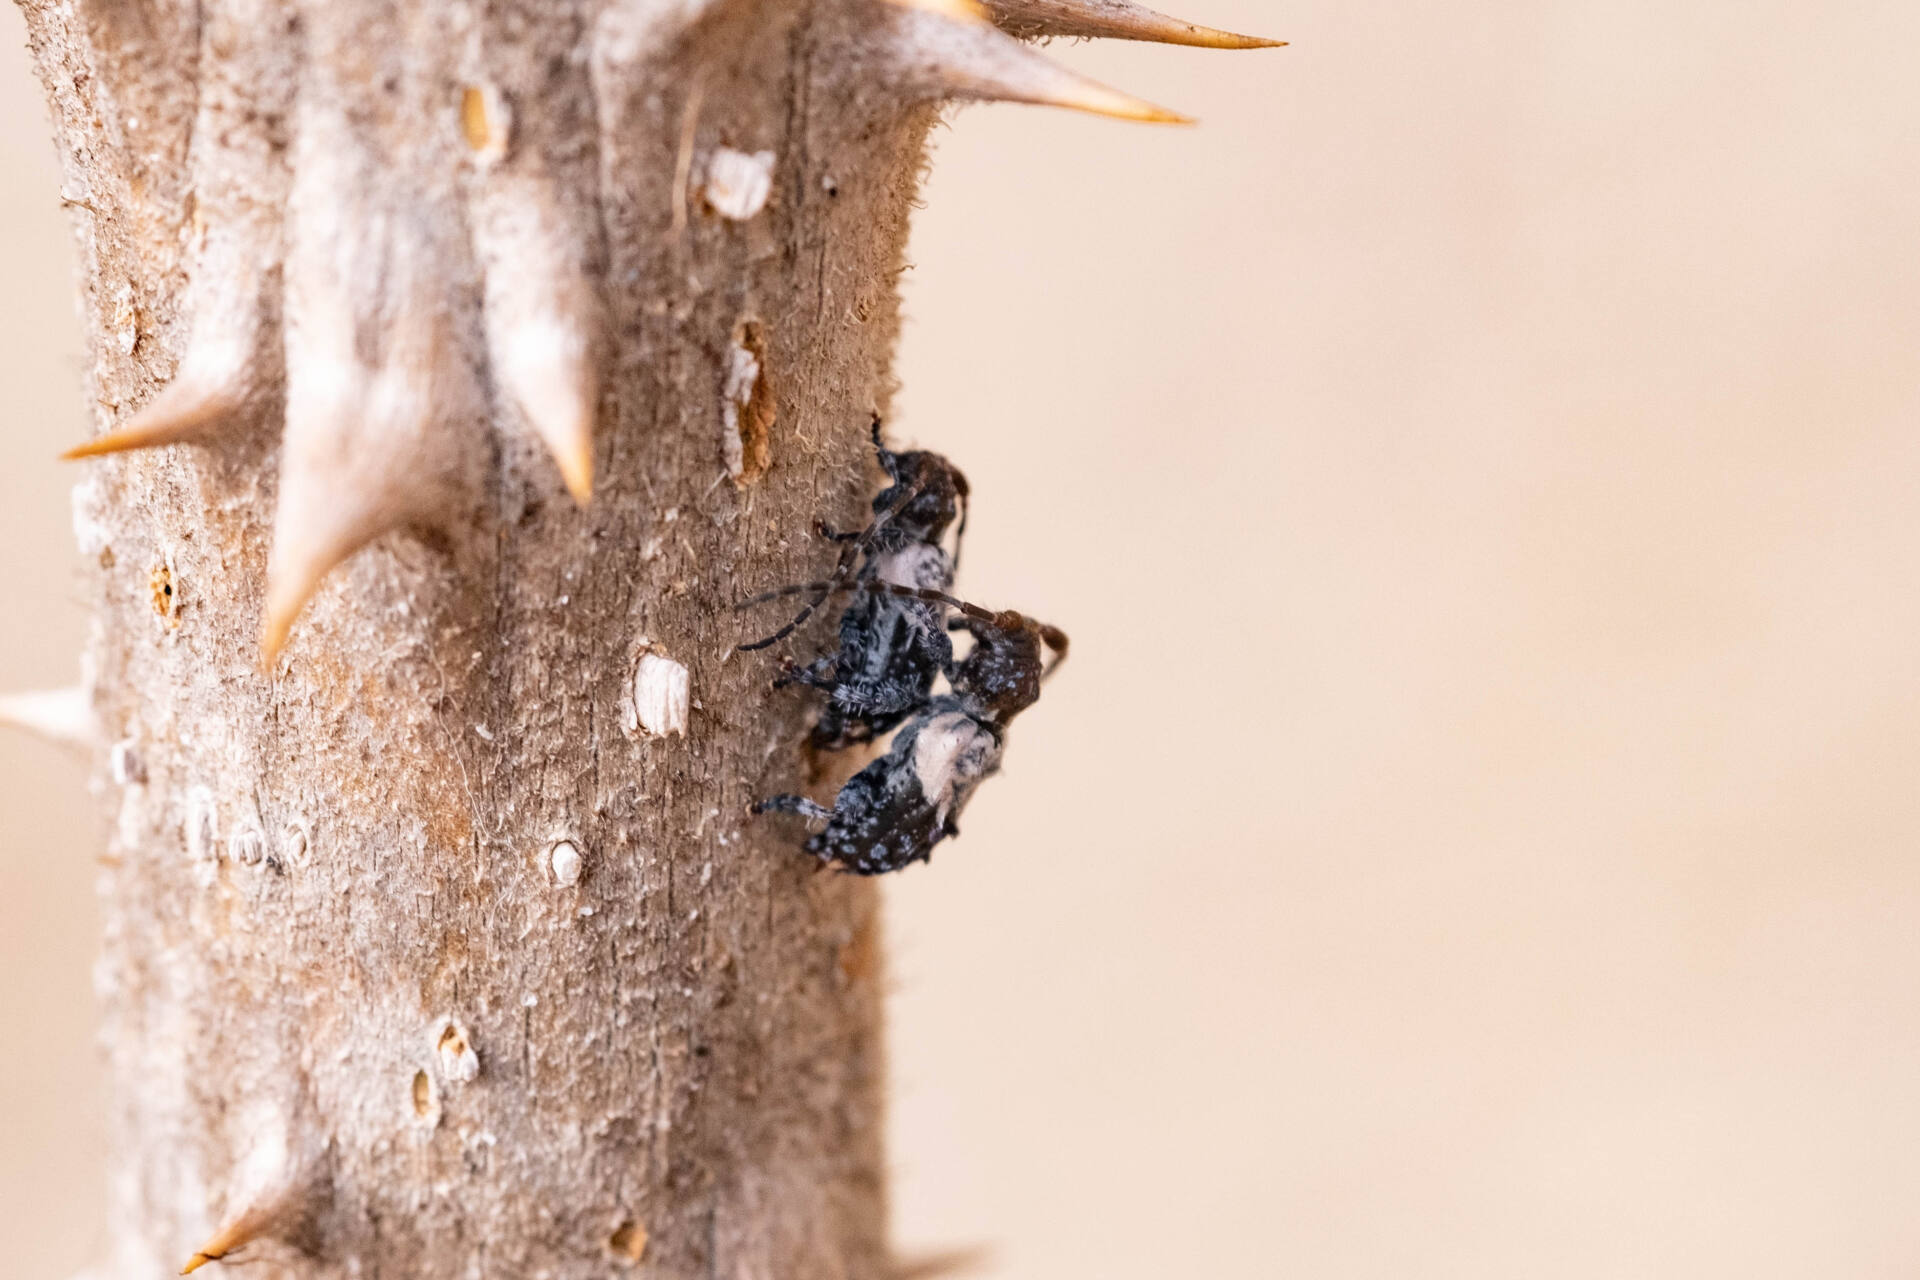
736,427,931,651
950,468,970,577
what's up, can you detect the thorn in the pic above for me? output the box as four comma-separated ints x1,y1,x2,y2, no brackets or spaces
177,1164,313,1273
177,1093,328,1273
880,4,1195,122
261,328,476,664
496,316,597,504
63,331,255,460
181,1219,251,1273
267,118,488,664
473,176,602,506
261,323,481,662
0,686,94,749
61,383,239,460
980,0,1283,47
261,522,360,668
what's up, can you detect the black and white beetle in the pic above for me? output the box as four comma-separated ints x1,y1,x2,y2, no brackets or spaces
741,418,972,753
749,583,1067,874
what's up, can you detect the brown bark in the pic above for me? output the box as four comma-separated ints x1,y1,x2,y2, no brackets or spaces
12,0,1270,1274
26,2,924,1274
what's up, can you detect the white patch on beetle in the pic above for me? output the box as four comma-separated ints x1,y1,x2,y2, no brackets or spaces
411,1068,440,1128
911,712,998,826
549,838,583,887
629,648,690,738
435,1019,480,1084
701,148,775,220
874,543,949,591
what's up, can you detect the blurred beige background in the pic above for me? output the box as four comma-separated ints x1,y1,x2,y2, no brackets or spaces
7,1,1920,1276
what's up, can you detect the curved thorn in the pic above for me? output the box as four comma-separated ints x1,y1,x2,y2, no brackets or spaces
261,520,360,667
880,5,1195,122
268,202,486,662
64,300,260,460
263,322,479,665
262,321,390,665
178,1179,285,1272
177,1083,326,1275
62,379,244,460
475,177,602,505
264,87,489,664
981,0,1282,47
181,1228,242,1274
262,327,482,665
496,312,597,504
178,1159,314,1273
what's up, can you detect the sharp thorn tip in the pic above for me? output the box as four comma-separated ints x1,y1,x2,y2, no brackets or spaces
980,0,1283,49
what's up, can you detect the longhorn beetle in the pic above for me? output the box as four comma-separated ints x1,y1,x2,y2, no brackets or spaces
741,418,972,752
746,582,1067,875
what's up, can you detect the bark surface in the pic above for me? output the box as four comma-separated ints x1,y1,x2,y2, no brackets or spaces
21,0,930,1274
15,0,1269,1271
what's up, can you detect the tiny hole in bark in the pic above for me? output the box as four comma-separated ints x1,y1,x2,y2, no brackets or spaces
412,1070,434,1117
149,560,179,626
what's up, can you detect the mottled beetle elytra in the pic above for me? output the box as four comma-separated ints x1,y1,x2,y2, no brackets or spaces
742,417,971,754
739,419,1064,875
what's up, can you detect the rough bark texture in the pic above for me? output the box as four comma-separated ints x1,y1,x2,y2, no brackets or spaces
13,0,1266,1273
23,1,931,1275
